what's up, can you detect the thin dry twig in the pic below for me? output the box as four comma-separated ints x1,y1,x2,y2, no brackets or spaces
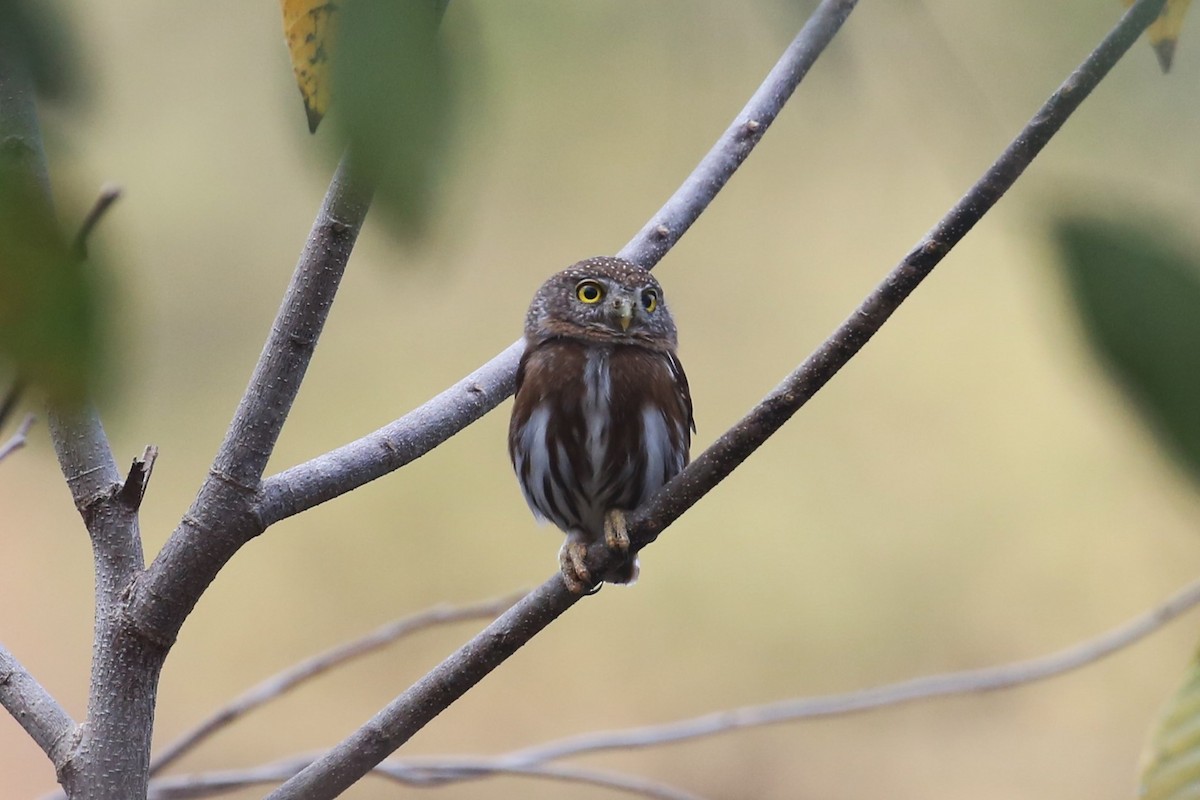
149,592,524,776
495,573,1200,765
0,412,35,463
264,4,1168,798
72,183,122,259
147,754,700,800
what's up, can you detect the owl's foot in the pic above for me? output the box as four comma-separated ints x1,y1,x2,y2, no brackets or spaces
559,537,592,594
602,510,640,585
603,509,630,553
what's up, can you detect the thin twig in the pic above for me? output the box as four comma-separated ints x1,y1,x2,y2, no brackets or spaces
0,378,24,431
375,760,703,800
0,412,35,463
149,592,523,776
264,4,1167,798
142,570,1200,800
497,573,1200,765
0,643,76,769
253,0,861,528
147,755,700,800
72,183,122,259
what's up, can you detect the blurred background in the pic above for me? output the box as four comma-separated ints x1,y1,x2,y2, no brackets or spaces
3,1,1200,797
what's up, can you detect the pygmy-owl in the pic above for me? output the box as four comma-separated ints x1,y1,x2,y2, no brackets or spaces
508,256,694,593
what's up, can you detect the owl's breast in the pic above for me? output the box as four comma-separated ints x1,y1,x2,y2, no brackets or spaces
509,339,690,539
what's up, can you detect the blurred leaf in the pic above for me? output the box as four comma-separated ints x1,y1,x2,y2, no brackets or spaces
1124,0,1193,72
0,0,82,102
332,0,456,238
279,0,336,133
0,174,102,406
1053,215,1200,487
1140,647,1200,800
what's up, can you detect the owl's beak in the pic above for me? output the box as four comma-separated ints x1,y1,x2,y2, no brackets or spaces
612,297,633,331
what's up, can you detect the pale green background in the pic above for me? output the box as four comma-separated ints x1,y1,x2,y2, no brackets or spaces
3,1,1200,798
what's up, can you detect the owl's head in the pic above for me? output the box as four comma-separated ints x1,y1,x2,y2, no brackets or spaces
524,256,678,350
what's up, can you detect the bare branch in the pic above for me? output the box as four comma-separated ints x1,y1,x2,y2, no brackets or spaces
148,755,701,800
254,0,861,528
0,642,76,770
0,29,166,800
0,412,35,463
265,4,1168,798
145,570,1200,800
149,592,523,776
72,183,122,260
131,153,373,644
497,573,1200,764
617,0,1171,558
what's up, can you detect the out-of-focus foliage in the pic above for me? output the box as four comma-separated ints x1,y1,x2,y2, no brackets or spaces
0,0,101,406
330,0,457,237
0,0,81,101
279,0,336,132
1124,0,1194,72
0,175,102,407
1053,215,1200,487
1139,647,1200,800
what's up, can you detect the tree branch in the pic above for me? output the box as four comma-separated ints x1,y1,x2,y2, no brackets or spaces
265,3,1167,798
494,572,1200,764
0,643,76,770
143,569,1200,800
149,592,523,776
147,755,701,800
617,0,1170,556
254,0,861,528
0,412,34,463
130,154,373,645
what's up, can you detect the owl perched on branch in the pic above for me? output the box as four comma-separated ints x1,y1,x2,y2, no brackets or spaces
509,256,694,593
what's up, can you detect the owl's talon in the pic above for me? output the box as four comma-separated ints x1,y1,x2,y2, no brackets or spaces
603,510,630,553
559,539,592,594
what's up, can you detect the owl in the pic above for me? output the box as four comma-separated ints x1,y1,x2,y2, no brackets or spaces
509,256,694,593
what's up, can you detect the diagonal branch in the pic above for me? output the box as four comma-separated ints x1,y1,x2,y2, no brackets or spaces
0,643,76,770
149,592,523,776
145,569,1200,800
254,0,861,528
265,3,1167,798
617,0,1170,556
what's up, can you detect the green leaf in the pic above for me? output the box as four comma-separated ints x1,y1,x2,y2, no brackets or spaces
0,0,83,103
1140,648,1200,800
0,174,102,406
1053,214,1200,487
331,0,456,238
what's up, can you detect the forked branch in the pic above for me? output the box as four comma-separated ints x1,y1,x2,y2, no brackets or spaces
253,0,862,528
265,2,1168,798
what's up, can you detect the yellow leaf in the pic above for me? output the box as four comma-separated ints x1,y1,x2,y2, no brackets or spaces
1124,0,1193,72
1140,648,1200,800
280,0,338,132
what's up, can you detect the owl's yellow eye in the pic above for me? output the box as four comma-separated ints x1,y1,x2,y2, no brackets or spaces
641,289,658,312
575,280,604,304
